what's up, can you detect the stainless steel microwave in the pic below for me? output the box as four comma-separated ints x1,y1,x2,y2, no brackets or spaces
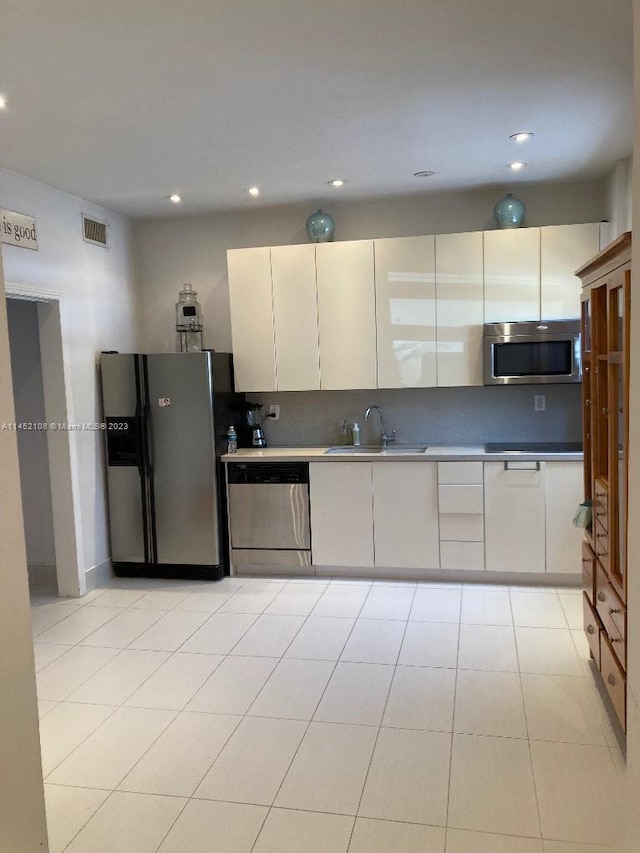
483,320,581,385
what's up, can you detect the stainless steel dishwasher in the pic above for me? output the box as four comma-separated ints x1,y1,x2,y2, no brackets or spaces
227,461,311,573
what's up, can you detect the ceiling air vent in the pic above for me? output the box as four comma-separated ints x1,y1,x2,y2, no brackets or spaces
82,214,108,247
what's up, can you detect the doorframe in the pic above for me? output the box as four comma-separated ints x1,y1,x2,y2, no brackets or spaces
5,283,84,597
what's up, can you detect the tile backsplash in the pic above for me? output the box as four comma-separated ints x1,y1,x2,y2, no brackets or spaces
248,384,582,447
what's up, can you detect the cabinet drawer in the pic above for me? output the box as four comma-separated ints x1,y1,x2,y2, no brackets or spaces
600,632,626,732
439,514,484,542
582,540,595,603
440,541,485,571
594,480,608,531
438,484,483,514
594,520,609,572
595,562,625,639
582,593,601,668
437,461,483,485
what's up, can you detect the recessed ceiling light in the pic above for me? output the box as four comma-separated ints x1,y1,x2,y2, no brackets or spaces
509,132,534,143
328,179,347,187
414,171,435,178
507,161,527,171
168,194,182,203
246,186,260,197
0,95,8,109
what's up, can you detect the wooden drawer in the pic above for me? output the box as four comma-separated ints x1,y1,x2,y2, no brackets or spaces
438,461,483,485
438,484,483,514
595,562,625,640
581,540,595,603
582,592,601,668
600,632,626,732
594,520,609,572
594,479,608,531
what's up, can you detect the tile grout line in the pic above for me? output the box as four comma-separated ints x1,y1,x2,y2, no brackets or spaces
509,586,544,843
442,583,464,848
342,583,420,851
54,579,246,852
246,578,369,853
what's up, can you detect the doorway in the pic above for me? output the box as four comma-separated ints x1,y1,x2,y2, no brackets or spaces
4,287,80,598
6,298,57,593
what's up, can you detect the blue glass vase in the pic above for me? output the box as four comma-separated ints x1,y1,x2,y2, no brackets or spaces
493,193,525,229
306,209,335,243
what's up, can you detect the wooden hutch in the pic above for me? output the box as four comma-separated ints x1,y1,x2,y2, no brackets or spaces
577,231,631,732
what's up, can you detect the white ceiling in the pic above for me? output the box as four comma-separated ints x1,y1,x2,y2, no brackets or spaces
0,0,633,218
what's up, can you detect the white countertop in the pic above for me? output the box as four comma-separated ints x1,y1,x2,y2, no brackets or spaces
222,445,584,463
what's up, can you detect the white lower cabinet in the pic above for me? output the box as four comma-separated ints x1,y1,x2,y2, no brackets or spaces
438,462,485,571
310,461,439,571
545,461,583,574
309,458,582,577
484,461,545,573
310,462,374,567
373,462,439,569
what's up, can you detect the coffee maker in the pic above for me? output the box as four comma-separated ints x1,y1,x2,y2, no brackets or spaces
245,402,267,447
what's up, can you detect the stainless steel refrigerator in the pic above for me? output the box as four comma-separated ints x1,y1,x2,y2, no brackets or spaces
100,352,242,580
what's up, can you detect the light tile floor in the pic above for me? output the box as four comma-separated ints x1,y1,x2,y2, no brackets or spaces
32,577,627,852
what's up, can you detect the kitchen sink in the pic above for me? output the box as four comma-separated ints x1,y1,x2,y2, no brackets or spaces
325,445,428,455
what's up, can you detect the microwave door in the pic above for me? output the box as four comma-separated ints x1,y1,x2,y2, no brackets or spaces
484,334,581,385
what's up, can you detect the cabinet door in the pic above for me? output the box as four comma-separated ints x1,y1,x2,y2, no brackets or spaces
484,461,545,573
484,229,540,322
545,462,584,574
435,231,484,386
316,241,377,390
374,236,436,388
372,462,439,569
271,244,320,391
309,462,374,566
227,247,276,391
540,224,600,320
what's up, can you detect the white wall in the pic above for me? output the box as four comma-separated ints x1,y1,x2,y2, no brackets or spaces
0,168,140,593
134,178,607,353
605,158,633,242
6,298,56,586
0,253,49,852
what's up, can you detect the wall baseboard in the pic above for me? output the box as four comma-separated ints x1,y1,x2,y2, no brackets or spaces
84,559,114,593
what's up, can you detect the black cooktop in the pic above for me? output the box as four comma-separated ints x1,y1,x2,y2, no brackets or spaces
484,442,583,453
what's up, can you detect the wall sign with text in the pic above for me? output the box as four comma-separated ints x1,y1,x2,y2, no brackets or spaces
0,207,39,250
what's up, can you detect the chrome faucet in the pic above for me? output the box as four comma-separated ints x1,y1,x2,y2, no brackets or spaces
364,405,396,448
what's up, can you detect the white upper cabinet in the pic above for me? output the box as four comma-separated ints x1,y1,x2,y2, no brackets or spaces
484,228,540,323
270,244,320,391
540,223,600,320
227,247,276,392
374,236,436,388
435,231,484,386
316,241,377,390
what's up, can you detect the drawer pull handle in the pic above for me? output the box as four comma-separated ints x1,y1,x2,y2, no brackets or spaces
608,607,620,615
587,624,595,635
597,592,606,602
607,674,616,686
503,461,540,471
